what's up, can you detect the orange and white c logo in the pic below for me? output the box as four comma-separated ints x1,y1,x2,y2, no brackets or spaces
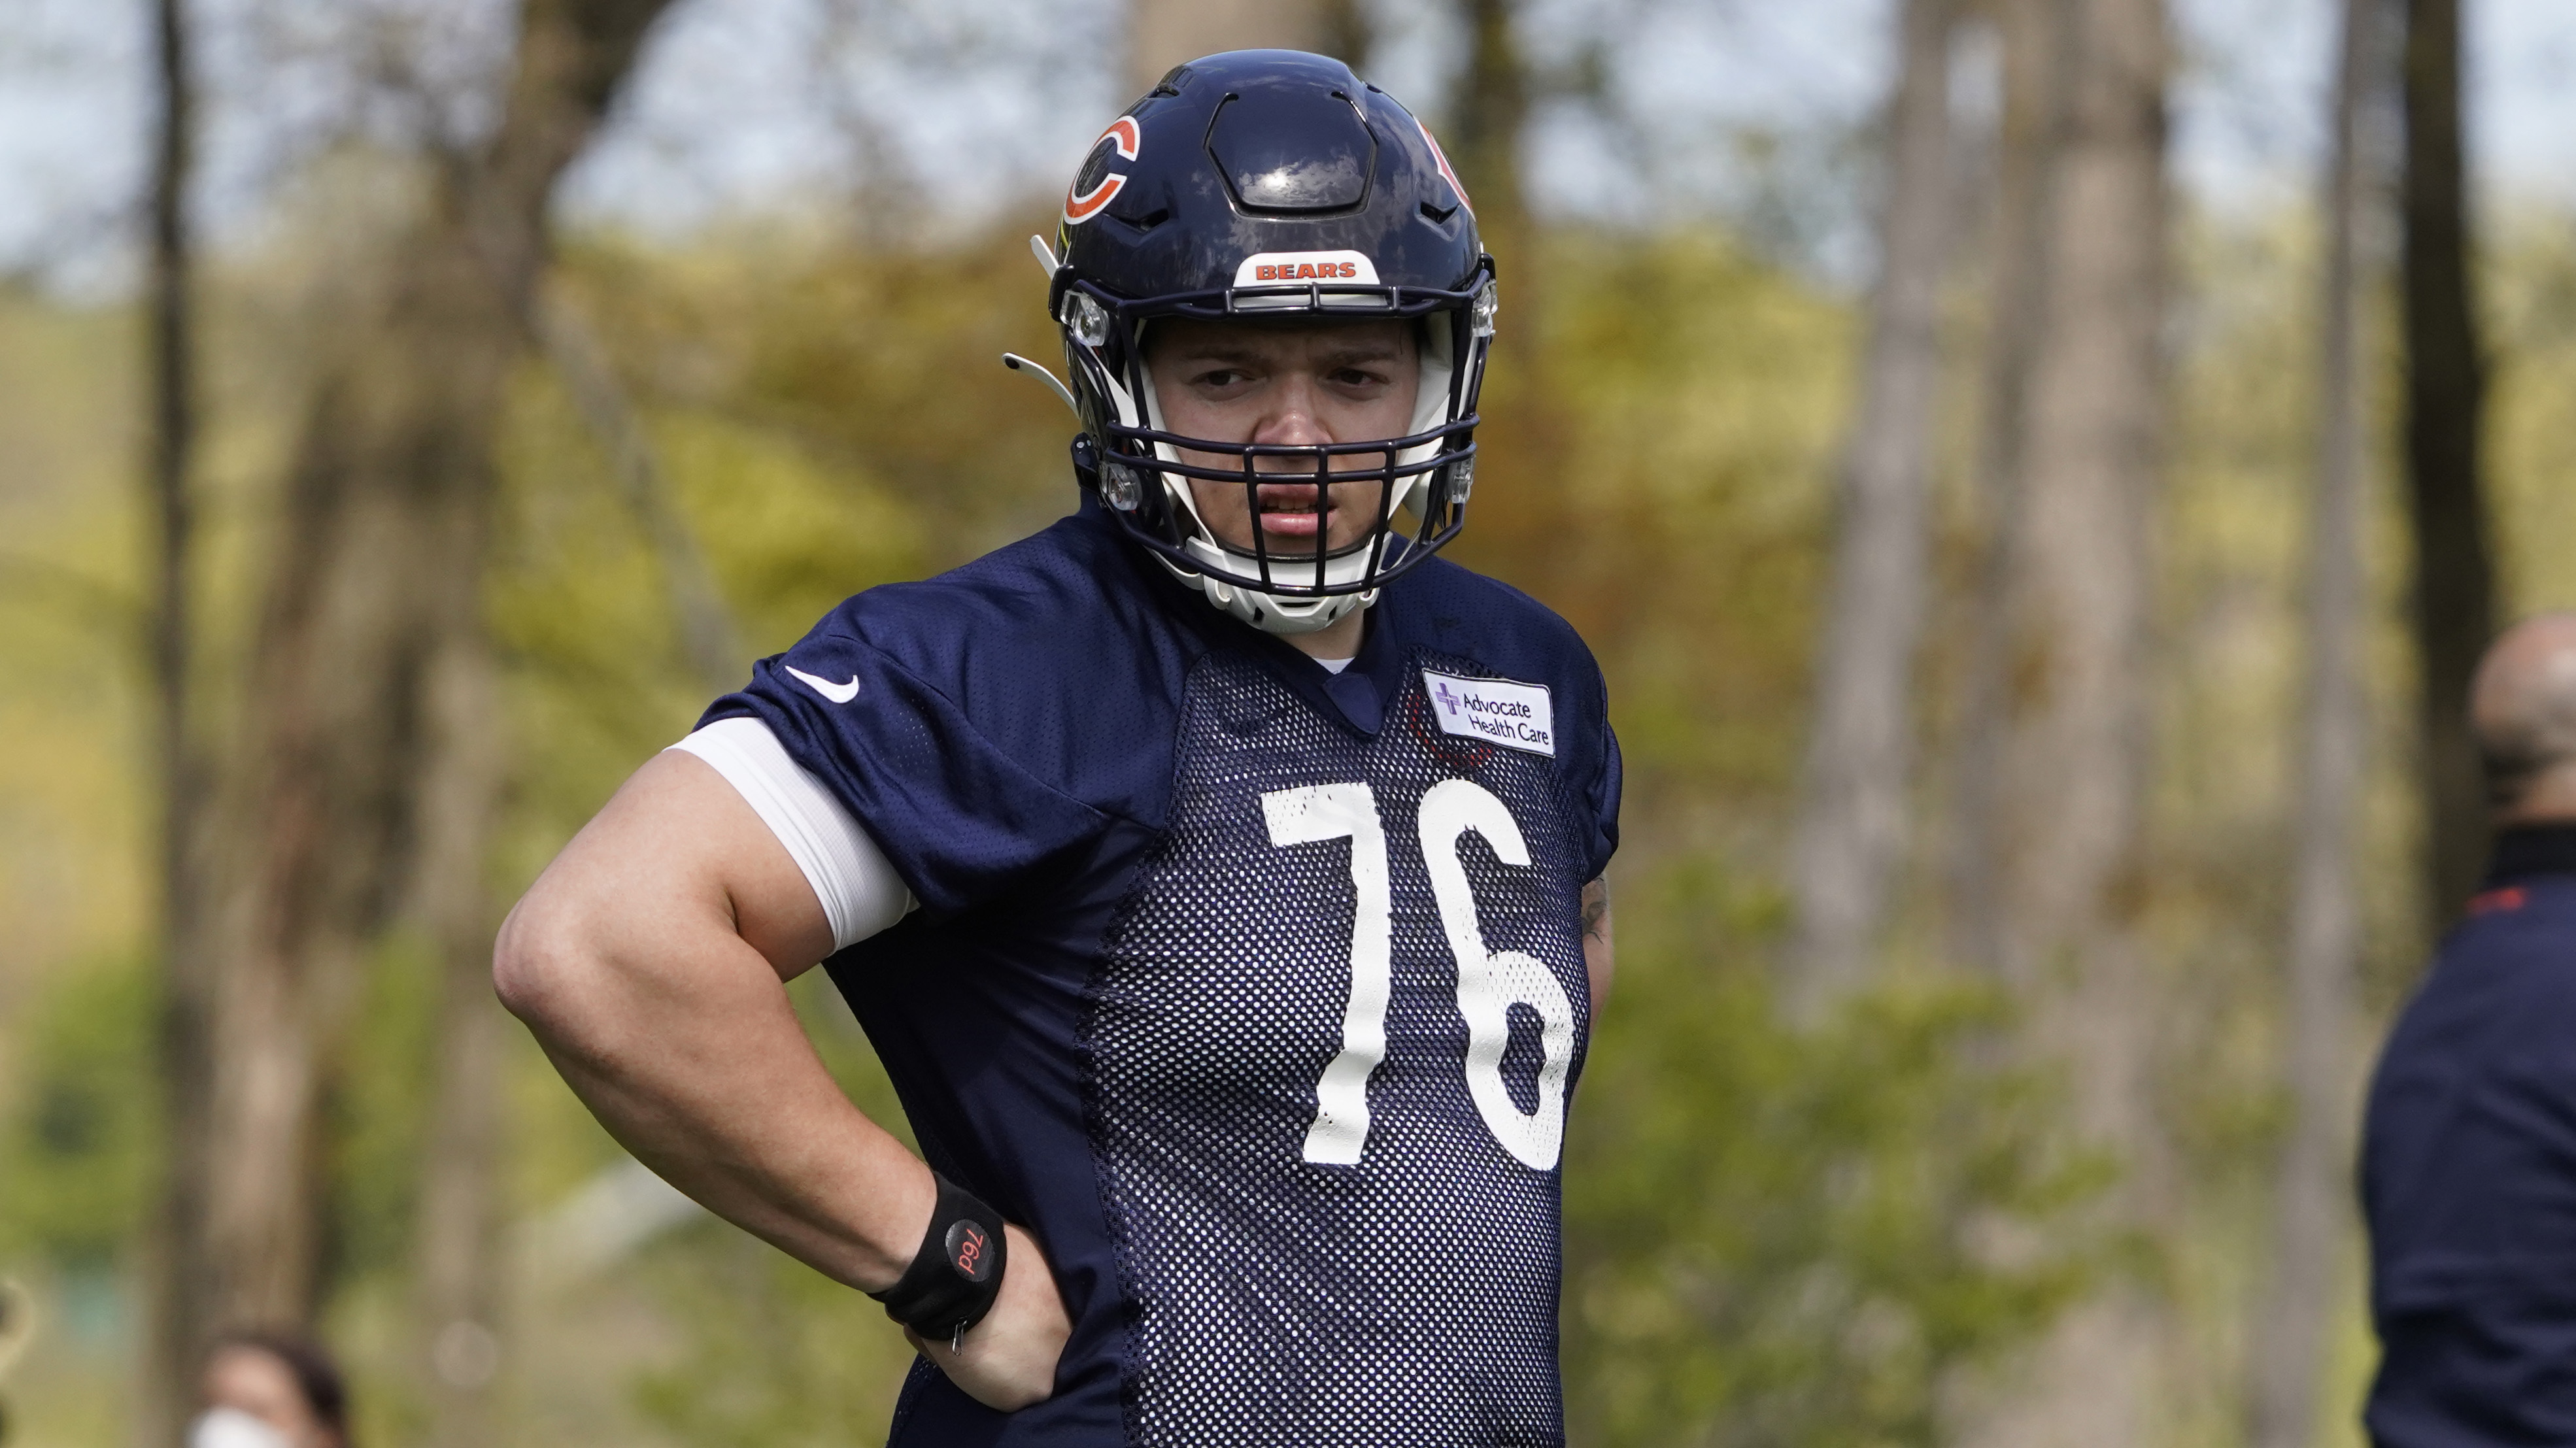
1064,117,1144,226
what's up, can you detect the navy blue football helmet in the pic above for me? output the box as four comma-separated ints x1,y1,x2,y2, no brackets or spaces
1037,50,1497,635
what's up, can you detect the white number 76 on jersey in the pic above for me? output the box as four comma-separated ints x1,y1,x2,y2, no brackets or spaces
1261,780,1578,1171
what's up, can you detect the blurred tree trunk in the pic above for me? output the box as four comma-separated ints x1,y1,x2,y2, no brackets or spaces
1957,0,2173,1441
2400,0,2497,933
1316,0,1372,73
537,290,742,694
142,1,214,1443
152,1,675,1436
1784,0,1957,1016
1440,0,1591,620
1948,0,2071,973
1991,0,2166,1002
1447,0,1529,245
2249,0,2380,1441
1126,0,1335,97
411,630,509,1448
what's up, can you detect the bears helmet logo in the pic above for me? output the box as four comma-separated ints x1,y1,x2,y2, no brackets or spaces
1064,116,1144,226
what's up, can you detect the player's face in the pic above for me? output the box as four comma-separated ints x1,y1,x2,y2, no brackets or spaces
1144,318,1421,564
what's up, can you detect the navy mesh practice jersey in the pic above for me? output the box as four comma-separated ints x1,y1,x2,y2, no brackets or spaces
702,499,1621,1447
2362,828,2576,1447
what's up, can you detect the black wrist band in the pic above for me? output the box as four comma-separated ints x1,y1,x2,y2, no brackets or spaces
869,1174,1007,1348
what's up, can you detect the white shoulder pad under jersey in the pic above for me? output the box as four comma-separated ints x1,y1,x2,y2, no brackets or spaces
668,716,915,951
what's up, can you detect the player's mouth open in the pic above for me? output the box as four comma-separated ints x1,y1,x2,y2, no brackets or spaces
1252,481,1334,539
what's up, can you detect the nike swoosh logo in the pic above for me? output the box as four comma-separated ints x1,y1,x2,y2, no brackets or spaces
785,665,860,704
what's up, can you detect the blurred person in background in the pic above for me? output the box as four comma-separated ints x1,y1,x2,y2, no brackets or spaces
498,48,1617,1448
190,1332,350,1448
2363,614,2576,1445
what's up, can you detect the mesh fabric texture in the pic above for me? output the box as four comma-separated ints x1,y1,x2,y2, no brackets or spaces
1085,648,1591,1447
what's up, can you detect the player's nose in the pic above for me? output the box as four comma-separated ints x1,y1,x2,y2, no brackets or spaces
1249,391,1334,464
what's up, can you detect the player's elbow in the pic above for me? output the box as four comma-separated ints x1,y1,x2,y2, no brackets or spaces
492,888,596,1034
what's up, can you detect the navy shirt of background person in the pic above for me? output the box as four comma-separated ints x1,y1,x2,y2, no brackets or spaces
2364,615,2576,1446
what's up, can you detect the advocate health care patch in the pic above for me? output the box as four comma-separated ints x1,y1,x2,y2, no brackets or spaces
1421,670,1555,757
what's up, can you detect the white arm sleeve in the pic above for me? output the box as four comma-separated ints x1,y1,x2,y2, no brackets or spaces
668,716,916,951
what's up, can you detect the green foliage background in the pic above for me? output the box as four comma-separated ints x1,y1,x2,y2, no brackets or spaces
7,203,2576,1445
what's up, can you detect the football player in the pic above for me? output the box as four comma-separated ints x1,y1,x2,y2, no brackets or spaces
497,48,1621,1446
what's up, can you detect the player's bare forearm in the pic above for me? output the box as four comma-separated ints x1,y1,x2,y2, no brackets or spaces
1582,876,1614,1011
497,752,1070,1411
494,752,935,1293
501,923,931,1290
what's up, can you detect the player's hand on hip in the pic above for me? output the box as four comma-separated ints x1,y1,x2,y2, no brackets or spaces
904,1223,1070,1412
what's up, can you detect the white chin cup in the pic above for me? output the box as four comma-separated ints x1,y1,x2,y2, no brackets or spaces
189,1409,291,1448
1166,536,1376,635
